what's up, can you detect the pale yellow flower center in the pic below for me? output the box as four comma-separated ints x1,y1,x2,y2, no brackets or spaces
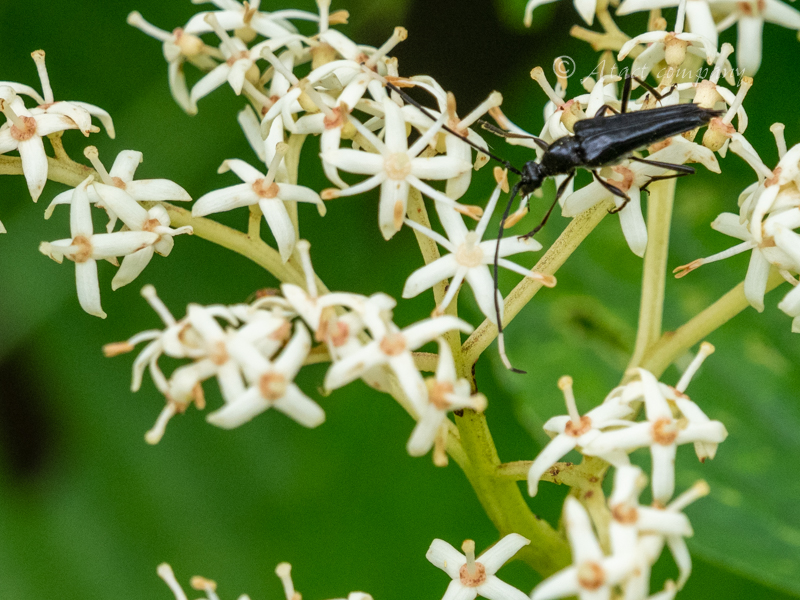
253,178,280,199
260,372,288,401
458,562,487,587
384,152,412,180
10,115,37,142
455,232,484,267
71,235,93,263
577,561,605,590
652,416,679,445
426,379,455,410
664,35,688,67
379,332,407,356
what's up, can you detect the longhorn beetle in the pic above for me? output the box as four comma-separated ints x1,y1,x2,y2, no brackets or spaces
384,74,722,372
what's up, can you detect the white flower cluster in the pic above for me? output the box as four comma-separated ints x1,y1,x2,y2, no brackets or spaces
128,0,559,330
486,17,748,258
106,240,478,457
0,51,114,226
524,0,800,75
526,343,726,599
675,125,800,331
0,52,195,317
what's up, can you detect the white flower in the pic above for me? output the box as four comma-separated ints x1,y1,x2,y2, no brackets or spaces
608,466,708,593
127,11,221,114
403,181,553,321
582,369,727,504
183,0,318,45
324,310,473,412
618,1,719,82
39,177,159,318
44,147,192,288
710,0,800,75
321,96,478,240
189,14,304,108
531,497,635,600
0,50,115,200
527,376,635,496
673,209,800,312
193,151,325,262
407,338,487,459
615,0,800,75
0,88,83,202
103,285,212,392
427,534,530,600
562,137,719,256
524,0,597,26
45,148,192,230
206,322,324,429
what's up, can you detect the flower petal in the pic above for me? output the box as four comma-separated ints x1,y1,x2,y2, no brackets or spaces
426,539,466,579
478,533,530,575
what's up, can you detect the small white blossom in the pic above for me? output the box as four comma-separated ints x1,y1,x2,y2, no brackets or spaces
45,147,192,288
324,308,472,412
127,11,221,114
527,376,635,496
206,322,324,429
39,177,159,318
531,497,635,600
189,14,304,108
193,151,325,262
45,148,192,230
615,0,800,75
582,369,727,504
183,0,318,46
427,535,530,600
673,209,800,311
403,180,553,321
407,338,487,459
0,87,83,202
321,96,478,240
609,466,708,594
0,50,115,200
618,1,719,83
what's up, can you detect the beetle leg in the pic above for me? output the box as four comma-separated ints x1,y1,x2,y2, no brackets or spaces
632,76,678,105
593,103,621,118
641,172,693,193
521,171,576,239
591,170,631,213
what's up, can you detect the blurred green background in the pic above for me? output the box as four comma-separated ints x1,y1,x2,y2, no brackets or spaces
1,0,799,599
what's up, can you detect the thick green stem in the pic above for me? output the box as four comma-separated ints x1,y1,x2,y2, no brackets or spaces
159,202,306,287
456,409,570,576
640,269,786,377
628,178,676,369
462,199,612,367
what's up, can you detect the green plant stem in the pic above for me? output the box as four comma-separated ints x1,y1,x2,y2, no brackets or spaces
628,178,676,369
461,199,613,368
455,409,570,576
159,202,307,287
640,269,786,377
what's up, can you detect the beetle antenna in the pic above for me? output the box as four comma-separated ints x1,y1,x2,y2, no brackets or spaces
384,80,522,175
494,181,526,373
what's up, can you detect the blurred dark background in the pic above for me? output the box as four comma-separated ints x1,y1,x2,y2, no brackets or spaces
1,0,799,599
